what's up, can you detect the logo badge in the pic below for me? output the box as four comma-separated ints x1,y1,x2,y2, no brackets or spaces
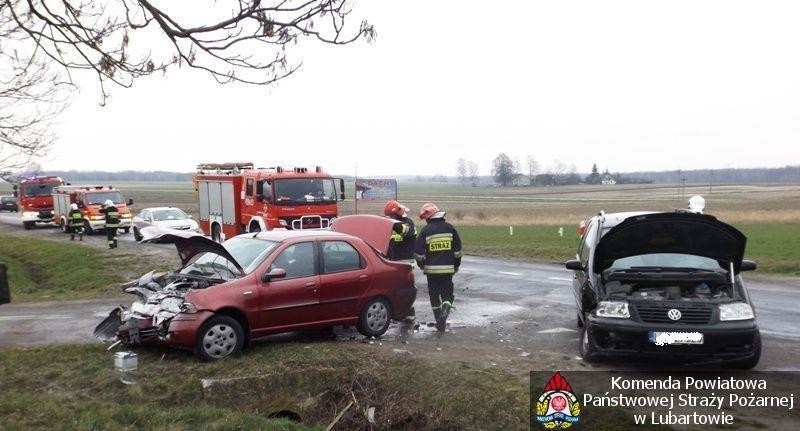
667,309,682,321
535,372,581,429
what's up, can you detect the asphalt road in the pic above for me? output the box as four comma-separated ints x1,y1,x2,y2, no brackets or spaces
1,213,799,371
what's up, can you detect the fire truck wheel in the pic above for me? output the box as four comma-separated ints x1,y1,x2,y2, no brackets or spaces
212,224,222,243
83,220,94,235
23,221,33,230
121,227,130,234
59,219,67,233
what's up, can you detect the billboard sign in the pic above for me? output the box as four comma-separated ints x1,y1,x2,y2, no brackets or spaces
355,178,397,201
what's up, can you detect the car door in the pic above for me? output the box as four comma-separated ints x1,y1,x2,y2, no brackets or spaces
255,241,321,334
317,240,373,321
573,220,597,314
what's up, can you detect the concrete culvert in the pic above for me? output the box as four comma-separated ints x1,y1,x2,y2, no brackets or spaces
267,410,301,422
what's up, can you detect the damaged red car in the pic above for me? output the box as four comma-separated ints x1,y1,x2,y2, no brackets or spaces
95,215,416,361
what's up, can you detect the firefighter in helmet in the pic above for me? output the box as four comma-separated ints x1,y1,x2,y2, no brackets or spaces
414,202,462,332
384,200,416,261
68,203,84,241
100,199,120,249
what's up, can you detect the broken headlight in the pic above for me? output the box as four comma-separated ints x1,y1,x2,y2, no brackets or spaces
719,302,754,321
595,301,630,319
180,302,198,314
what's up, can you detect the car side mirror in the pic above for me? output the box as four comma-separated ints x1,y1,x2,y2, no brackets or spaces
565,259,584,271
339,178,346,201
262,268,286,283
127,198,134,206
740,260,757,272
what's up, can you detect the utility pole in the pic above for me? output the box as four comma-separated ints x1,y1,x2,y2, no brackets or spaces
681,176,687,201
709,170,713,195
354,164,358,215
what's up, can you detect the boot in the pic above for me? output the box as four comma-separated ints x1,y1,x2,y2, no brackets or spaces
79,234,83,241
70,235,75,241
433,308,445,332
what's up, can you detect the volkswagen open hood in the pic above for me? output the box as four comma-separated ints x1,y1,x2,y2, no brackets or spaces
139,226,244,273
330,214,398,256
593,212,747,274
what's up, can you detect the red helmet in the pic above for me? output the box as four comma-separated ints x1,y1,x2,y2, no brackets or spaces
384,200,404,217
419,202,440,220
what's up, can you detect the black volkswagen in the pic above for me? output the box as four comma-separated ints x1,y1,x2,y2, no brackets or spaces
565,211,760,368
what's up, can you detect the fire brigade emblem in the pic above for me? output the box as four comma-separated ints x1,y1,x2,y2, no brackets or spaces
535,372,581,429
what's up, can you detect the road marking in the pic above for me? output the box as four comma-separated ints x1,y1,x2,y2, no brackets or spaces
548,277,573,282
538,327,577,334
0,315,71,321
498,271,524,276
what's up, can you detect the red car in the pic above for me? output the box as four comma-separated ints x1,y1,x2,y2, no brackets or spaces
95,215,416,361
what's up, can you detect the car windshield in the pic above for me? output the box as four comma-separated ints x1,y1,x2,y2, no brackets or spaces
23,183,57,196
152,208,188,221
182,237,279,278
272,178,336,204
86,191,124,205
609,253,723,272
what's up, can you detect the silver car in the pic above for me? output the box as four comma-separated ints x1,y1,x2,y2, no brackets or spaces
132,207,201,241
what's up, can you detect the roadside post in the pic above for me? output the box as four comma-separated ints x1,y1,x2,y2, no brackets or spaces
0,262,10,305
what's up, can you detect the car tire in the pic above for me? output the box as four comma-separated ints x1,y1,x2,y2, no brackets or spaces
23,221,34,230
133,227,143,242
212,224,222,243
579,318,601,362
195,315,244,362
730,332,761,370
83,220,94,235
60,218,67,233
357,297,392,337
122,227,130,234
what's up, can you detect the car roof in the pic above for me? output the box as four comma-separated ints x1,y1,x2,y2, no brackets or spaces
236,229,354,242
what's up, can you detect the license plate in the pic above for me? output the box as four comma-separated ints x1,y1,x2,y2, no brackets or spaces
648,331,704,346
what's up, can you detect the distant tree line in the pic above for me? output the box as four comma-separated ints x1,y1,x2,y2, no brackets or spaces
42,170,194,182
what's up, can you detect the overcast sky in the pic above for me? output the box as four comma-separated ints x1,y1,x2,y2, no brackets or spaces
42,0,800,176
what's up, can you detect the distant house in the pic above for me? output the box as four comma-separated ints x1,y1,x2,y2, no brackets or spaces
601,174,617,185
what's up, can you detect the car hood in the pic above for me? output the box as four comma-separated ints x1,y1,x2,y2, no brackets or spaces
153,219,197,229
330,214,398,256
139,226,244,273
593,212,747,274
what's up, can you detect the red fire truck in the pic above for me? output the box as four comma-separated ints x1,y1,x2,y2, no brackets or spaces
52,185,135,234
195,163,345,242
12,176,65,229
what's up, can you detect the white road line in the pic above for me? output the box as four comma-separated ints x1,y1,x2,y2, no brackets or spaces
548,277,573,282
498,271,524,276
538,327,577,334
0,315,72,321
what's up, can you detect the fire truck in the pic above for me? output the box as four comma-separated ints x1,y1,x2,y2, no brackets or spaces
12,176,65,229
195,163,345,242
52,185,134,234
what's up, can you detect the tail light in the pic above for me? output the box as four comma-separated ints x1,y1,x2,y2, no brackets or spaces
406,268,415,285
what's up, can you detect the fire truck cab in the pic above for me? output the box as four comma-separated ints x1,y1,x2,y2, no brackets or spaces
13,176,65,229
195,163,345,242
52,185,134,234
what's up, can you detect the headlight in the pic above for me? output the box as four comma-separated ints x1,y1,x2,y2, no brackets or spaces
90,215,104,220
279,219,288,227
719,302,754,321
595,301,630,319
180,302,198,314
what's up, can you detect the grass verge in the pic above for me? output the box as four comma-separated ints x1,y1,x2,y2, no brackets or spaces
0,236,169,301
459,223,800,276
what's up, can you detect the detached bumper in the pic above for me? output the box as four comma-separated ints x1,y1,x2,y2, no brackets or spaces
586,314,759,362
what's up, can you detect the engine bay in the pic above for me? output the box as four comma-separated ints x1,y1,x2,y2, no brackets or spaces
605,279,735,302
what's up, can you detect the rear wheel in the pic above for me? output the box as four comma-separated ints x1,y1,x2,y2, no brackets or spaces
195,315,244,362
358,298,391,337
211,224,222,243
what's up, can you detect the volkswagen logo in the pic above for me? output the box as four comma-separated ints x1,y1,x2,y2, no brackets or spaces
667,309,682,321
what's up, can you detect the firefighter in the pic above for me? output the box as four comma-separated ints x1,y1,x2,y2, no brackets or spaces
384,200,416,261
68,203,84,241
688,195,706,214
415,202,462,332
385,200,417,322
100,199,120,249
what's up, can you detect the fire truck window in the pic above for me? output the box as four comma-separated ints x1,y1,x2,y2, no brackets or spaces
256,180,265,196
274,179,336,204
23,183,57,196
246,179,254,196
269,242,317,279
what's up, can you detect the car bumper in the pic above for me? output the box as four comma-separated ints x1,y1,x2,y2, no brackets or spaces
115,311,212,351
585,314,759,362
21,211,54,222
88,219,133,229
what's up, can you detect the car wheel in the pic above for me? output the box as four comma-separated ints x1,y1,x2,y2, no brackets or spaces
212,224,222,243
83,220,94,235
730,332,761,370
195,315,244,362
60,218,67,233
23,221,34,230
133,227,143,242
357,298,392,337
579,320,601,362
122,227,130,234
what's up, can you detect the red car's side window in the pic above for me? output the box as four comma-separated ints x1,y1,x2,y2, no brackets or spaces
269,242,317,279
321,241,365,274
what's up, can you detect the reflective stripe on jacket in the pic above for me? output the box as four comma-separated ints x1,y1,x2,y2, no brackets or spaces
101,206,120,228
414,218,462,275
68,210,83,227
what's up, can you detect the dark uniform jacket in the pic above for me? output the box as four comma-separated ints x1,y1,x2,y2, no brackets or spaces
414,218,462,275
101,205,120,228
388,216,416,261
68,209,83,228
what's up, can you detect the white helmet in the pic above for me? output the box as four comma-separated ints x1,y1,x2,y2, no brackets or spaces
688,195,705,214
70,203,78,211
104,199,114,206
